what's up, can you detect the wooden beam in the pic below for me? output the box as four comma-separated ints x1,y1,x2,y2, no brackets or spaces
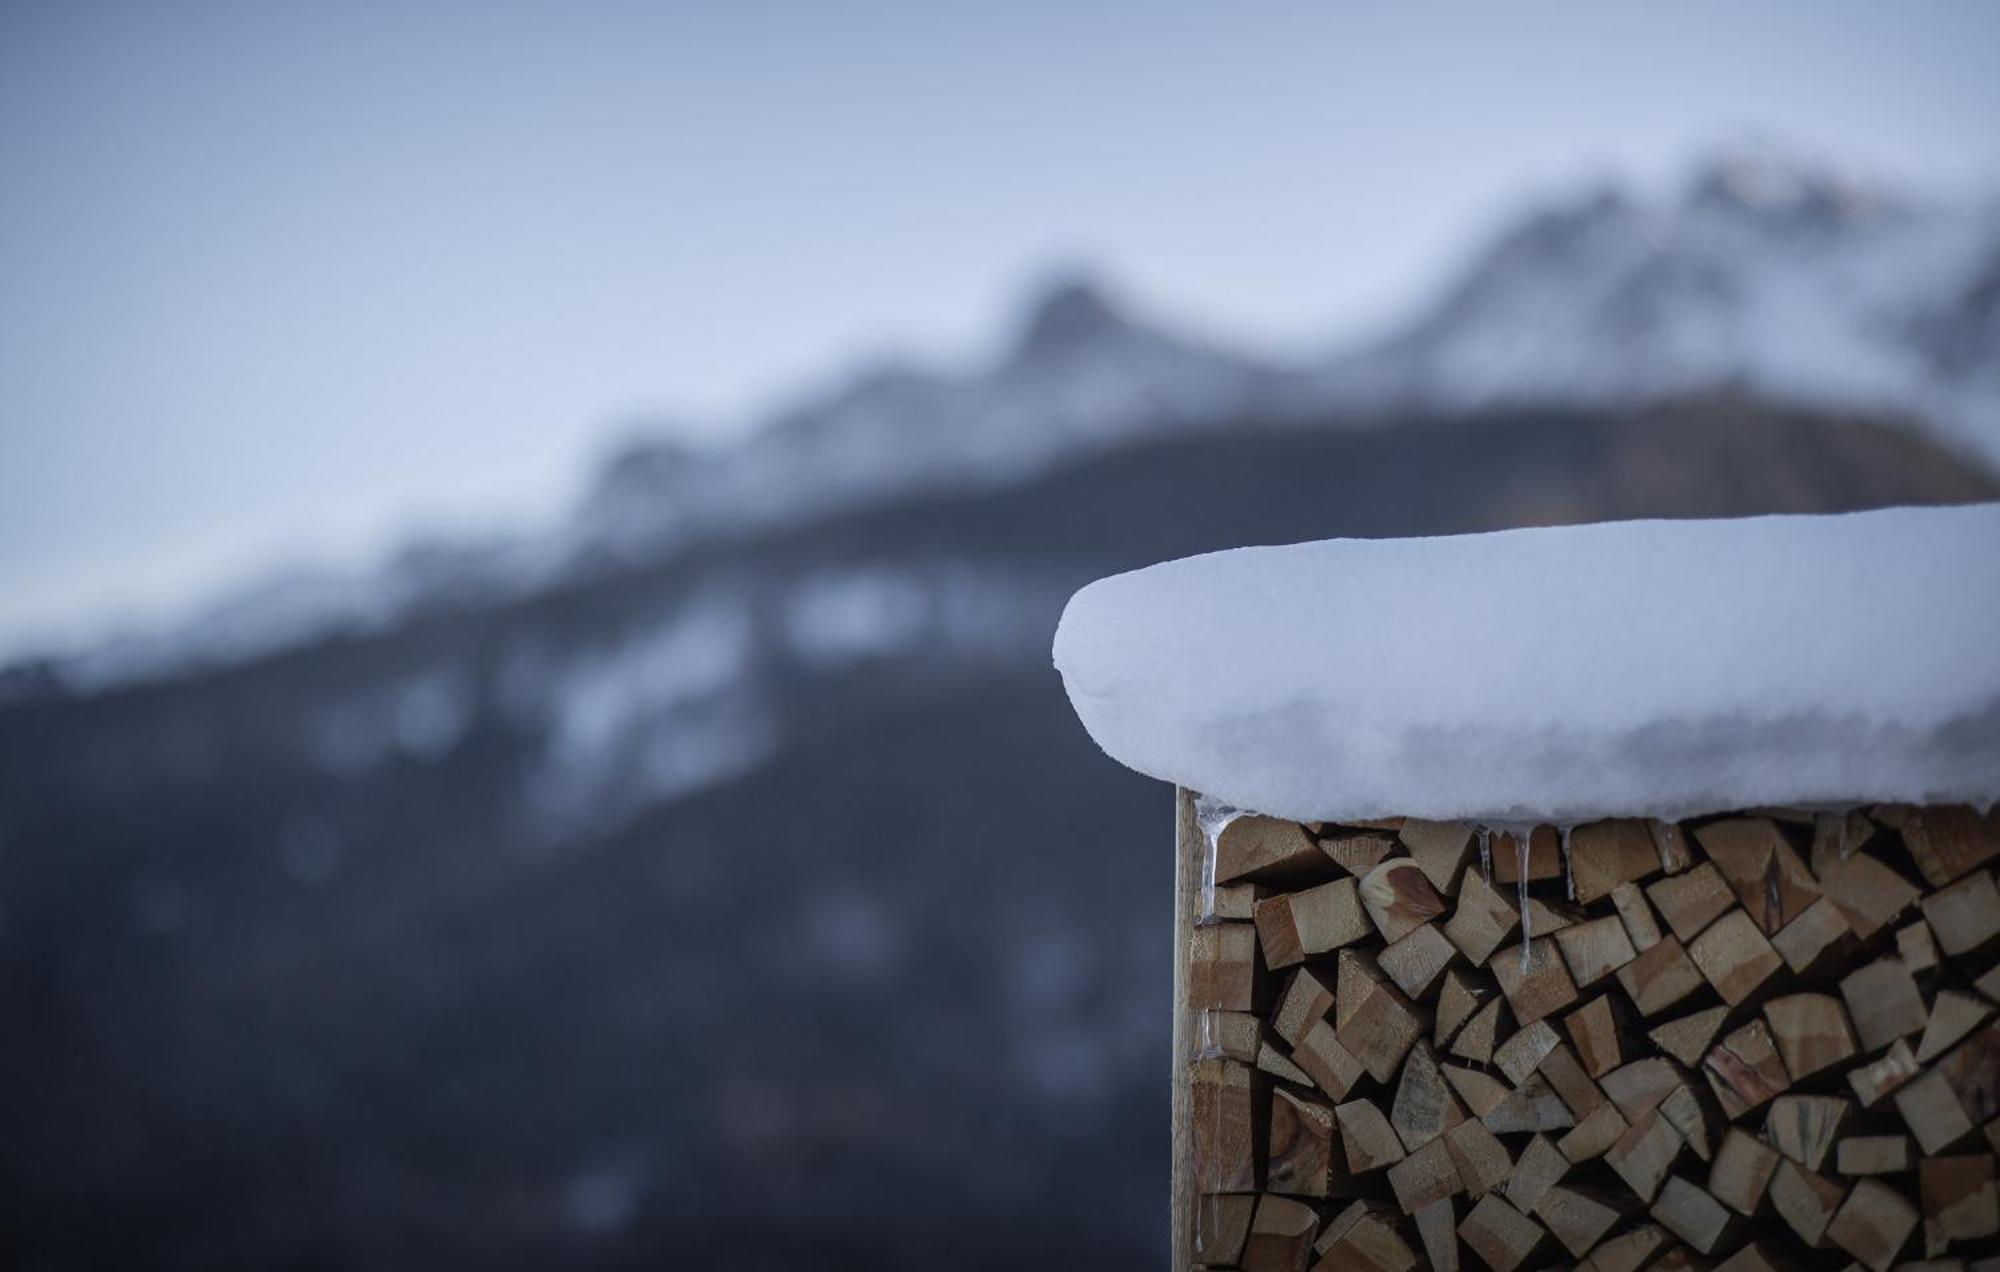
1190,922,1260,1012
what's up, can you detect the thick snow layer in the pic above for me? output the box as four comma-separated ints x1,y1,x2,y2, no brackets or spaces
1054,504,2000,823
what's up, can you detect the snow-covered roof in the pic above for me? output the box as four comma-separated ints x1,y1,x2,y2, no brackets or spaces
1053,503,2000,824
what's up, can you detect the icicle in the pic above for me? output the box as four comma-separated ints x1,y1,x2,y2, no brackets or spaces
1517,829,1533,974
1839,812,1855,861
1194,796,1235,925
1478,827,1493,883
1560,825,1576,901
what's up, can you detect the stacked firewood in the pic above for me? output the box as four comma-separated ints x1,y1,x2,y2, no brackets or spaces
1180,800,2000,1271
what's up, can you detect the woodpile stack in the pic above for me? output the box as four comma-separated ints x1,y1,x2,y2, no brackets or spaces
1175,794,2000,1271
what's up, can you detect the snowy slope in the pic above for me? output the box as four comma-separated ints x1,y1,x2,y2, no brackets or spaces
1333,150,2000,461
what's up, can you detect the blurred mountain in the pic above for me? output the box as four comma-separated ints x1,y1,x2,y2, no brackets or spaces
15,148,1999,697
1331,147,2000,454
3,149,2000,1270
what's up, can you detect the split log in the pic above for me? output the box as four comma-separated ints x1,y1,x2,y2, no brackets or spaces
1493,1019,1562,1086
1398,820,1475,895
1840,956,1929,1052
1897,1068,1977,1156
1609,880,1663,952
1569,820,1664,905
1293,1018,1366,1102
1271,966,1335,1047
1687,908,1783,1007
1442,1064,1509,1120
1922,870,2000,957
1332,952,1425,1083
1599,1056,1681,1121
1815,849,1922,940
1442,869,1521,967
1709,1126,1779,1215
1269,1085,1344,1197
1536,1183,1626,1259
1333,1099,1405,1174
1193,1192,1255,1266
1578,1223,1668,1272
1358,858,1447,945
1836,1135,1913,1175
1764,1093,1851,1171
1918,989,1994,1065
1771,895,1853,975
1385,1135,1461,1214
1647,863,1738,943
1899,916,1942,972
1443,1117,1511,1198
1565,994,1623,1078
1692,817,1821,935
1218,816,1328,884
1825,1176,1920,1271
1412,1197,1458,1272
1614,934,1706,1017
1647,819,1692,873
1538,1042,1607,1119
1605,1106,1683,1203
1390,1041,1465,1151
1659,1083,1722,1163
1458,1193,1546,1272
1848,1038,1920,1107
1490,824,1562,883
1506,1133,1570,1214
1651,1174,1741,1254
1876,804,2000,888
1310,1198,1418,1272
1703,1020,1791,1120
1318,831,1396,879
1920,1154,1998,1250
1558,1102,1629,1164
1254,878,1370,969
1434,968,1488,1047
1767,1157,1844,1247
1258,1040,1316,1088
1376,922,1455,1000
1241,1192,1320,1272
1210,881,1270,922
1555,914,1640,989
1447,996,1502,1066
1491,937,1580,1026
1763,992,1858,1081
1483,1072,1575,1135
1649,1004,1729,1068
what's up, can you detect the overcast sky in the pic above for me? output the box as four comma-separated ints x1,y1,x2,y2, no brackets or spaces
4,0,1999,655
